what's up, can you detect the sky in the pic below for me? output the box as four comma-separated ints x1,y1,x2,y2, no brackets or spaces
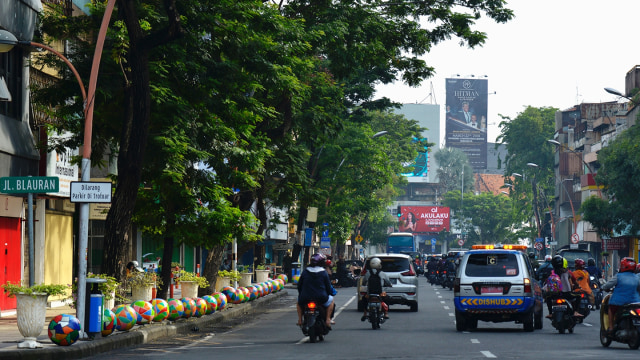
375,0,640,143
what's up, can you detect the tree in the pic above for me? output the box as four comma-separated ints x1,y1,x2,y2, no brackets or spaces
582,122,640,235
496,106,557,240
434,148,474,195
443,191,514,245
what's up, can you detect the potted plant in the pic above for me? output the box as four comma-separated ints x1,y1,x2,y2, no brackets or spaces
217,270,241,290
71,274,120,311
173,269,209,298
255,265,270,283
126,272,161,301
1,282,68,349
239,266,253,287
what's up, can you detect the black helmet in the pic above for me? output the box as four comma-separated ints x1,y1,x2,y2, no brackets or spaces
310,253,327,267
551,255,565,269
588,258,596,267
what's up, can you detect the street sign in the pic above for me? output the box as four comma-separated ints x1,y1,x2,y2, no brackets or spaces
571,233,580,244
457,238,465,247
320,236,331,248
534,242,543,251
355,234,363,243
70,182,112,203
0,176,59,194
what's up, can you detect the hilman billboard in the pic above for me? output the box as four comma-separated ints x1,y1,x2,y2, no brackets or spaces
398,206,450,233
445,78,488,169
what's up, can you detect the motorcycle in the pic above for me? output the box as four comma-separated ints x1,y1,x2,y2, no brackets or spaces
590,275,603,309
600,293,640,349
300,301,330,343
426,269,438,285
574,290,592,321
440,270,454,290
366,294,387,330
550,296,577,334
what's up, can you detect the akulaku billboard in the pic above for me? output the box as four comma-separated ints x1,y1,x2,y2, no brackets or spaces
445,77,488,169
398,206,450,233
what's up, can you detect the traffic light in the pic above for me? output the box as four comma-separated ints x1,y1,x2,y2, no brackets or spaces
397,205,402,217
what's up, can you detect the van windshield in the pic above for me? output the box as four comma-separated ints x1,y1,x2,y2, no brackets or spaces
464,253,520,277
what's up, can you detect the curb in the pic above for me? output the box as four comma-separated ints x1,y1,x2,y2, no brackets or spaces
1,289,289,360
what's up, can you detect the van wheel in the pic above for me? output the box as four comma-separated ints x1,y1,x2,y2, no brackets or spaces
523,311,534,332
409,302,418,312
534,309,543,330
455,310,467,332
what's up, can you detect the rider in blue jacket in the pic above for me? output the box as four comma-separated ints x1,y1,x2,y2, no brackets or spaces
297,253,335,329
602,257,640,333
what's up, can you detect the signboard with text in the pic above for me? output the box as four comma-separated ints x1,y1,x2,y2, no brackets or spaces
398,206,450,233
0,176,59,194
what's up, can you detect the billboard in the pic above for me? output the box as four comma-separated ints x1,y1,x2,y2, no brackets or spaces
398,206,450,233
445,78,488,169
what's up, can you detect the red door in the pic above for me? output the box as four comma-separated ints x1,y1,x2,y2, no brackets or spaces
0,217,21,311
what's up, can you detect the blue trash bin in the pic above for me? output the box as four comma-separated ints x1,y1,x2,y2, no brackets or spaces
85,278,106,338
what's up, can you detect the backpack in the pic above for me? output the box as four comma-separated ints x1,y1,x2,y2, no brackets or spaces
368,271,383,295
544,271,562,293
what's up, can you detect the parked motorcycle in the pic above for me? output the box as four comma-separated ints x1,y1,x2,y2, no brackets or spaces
600,293,640,349
300,300,330,343
590,275,603,309
550,296,577,334
366,294,387,330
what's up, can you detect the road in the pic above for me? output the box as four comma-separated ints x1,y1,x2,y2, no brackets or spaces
92,277,640,359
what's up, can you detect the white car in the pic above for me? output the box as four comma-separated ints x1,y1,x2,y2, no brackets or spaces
357,253,419,312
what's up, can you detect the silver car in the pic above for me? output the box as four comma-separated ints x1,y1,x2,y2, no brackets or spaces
357,253,419,312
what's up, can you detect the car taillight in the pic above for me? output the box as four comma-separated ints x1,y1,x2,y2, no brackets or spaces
406,292,416,296
401,268,416,276
523,278,532,294
360,291,368,297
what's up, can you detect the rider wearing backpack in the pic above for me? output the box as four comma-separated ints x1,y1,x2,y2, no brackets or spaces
361,257,392,321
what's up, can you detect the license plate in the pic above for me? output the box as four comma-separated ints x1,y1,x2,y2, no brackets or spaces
389,278,397,284
481,286,502,294
552,305,567,311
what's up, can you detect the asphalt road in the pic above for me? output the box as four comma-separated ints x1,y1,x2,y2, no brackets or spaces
91,277,640,359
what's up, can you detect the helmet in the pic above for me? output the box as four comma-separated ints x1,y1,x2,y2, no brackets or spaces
574,258,585,270
588,258,596,267
126,261,144,273
636,264,640,274
620,257,636,273
544,255,552,262
325,259,333,267
551,255,565,269
310,253,326,267
369,257,382,270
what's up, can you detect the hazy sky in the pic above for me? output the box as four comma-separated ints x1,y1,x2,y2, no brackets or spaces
375,0,640,143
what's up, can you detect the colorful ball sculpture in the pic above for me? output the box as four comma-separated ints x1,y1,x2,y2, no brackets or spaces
181,297,196,318
293,274,300,284
211,292,227,310
101,308,117,337
221,286,237,301
239,287,250,303
269,280,278,292
132,300,155,325
276,279,285,291
48,314,81,346
256,283,266,297
114,304,138,331
247,286,258,301
151,298,169,322
193,297,208,317
261,282,271,295
167,298,184,320
277,274,288,283
202,295,218,314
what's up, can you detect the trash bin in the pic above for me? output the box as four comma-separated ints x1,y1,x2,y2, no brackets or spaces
85,278,107,339
291,262,301,276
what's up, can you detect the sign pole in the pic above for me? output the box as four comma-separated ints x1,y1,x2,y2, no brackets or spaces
27,191,34,287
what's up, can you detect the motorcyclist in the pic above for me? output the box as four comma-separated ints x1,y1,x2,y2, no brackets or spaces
537,255,554,285
296,253,335,329
572,258,594,306
426,256,439,281
585,258,602,280
551,254,583,318
361,257,392,321
601,257,640,334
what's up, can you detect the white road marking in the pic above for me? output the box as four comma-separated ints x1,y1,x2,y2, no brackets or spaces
440,301,445,304
448,312,454,317
438,296,443,298
443,306,450,310
582,322,593,327
481,351,497,358
471,339,480,343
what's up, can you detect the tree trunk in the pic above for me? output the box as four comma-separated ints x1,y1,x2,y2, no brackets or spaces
203,245,226,294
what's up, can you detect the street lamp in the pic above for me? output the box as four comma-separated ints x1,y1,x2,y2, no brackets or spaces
561,178,578,235
604,87,634,102
333,130,389,179
0,0,116,337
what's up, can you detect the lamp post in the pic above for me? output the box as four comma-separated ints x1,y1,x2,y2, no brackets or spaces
560,178,578,235
0,0,116,336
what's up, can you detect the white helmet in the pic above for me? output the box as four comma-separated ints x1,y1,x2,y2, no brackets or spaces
369,257,382,270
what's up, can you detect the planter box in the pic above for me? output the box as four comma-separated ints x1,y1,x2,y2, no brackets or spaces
180,281,199,298
16,293,48,348
216,276,230,291
131,285,153,301
255,270,270,283
239,273,253,287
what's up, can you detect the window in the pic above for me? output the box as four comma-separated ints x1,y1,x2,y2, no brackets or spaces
0,48,23,118
464,253,520,277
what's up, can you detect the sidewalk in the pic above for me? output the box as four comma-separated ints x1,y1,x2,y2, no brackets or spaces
0,286,293,360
